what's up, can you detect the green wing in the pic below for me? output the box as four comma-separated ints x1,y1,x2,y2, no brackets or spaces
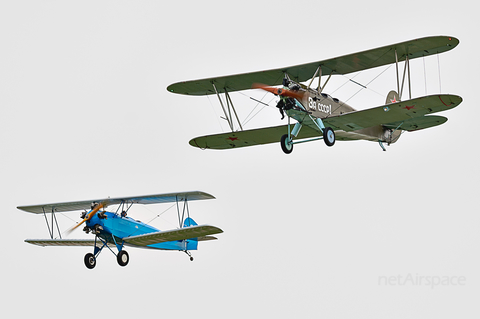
167,36,458,96
189,125,321,150
189,94,461,150
324,94,462,131
384,115,447,131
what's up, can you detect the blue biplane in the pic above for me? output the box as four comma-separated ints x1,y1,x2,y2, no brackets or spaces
18,191,223,269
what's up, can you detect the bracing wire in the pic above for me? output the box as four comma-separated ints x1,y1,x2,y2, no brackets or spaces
241,94,276,127
206,94,225,132
144,203,177,226
333,64,393,107
437,54,442,93
238,90,270,125
423,55,428,95
240,72,286,126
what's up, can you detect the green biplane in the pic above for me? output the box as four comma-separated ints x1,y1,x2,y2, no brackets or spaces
168,36,462,153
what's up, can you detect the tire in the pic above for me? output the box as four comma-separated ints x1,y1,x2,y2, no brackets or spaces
280,134,293,154
84,253,96,269
323,127,335,147
117,250,129,267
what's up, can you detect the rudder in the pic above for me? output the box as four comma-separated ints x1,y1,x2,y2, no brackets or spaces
385,90,400,104
183,217,198,227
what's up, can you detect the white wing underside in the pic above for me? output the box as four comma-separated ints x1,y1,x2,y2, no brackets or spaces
25,225,222,248
18,191,215,214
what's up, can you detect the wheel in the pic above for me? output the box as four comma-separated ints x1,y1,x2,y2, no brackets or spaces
280,134,293,154
323,127,335,147
190,257,194,262
117,250,129,267
84,253,96,269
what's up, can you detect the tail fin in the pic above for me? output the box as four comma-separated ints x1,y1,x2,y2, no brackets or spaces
184,217,199,250
183,217,198,227
385,90,400,104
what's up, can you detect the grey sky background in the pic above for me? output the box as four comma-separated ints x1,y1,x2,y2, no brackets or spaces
1,1,478,318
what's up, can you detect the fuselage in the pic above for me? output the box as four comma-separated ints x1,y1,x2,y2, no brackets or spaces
86,211,197,251
289,86,401,144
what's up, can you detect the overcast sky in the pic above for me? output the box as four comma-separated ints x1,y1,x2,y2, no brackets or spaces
1,1,478,318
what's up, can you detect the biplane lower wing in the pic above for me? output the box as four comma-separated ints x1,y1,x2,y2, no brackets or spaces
190,94,461,150
25,239,115,247
124,225,223,247
189,124,369,149
190,125,320,149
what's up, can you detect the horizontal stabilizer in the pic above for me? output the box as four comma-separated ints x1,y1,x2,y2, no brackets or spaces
384,115,448,131
124,225,223,247
198,236,218,241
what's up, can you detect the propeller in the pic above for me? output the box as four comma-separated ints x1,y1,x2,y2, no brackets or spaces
67,202,105,234
252,83,305,100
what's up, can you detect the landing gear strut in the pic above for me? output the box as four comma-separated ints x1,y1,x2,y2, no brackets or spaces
280,126,336,153
184,250,194,261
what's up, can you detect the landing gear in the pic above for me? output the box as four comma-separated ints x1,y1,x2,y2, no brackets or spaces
84,253,96,269
185,250,194,261
378,140,387,151
83,235,130,269
280,134,293,154
117,250,129,267
323,127,335,146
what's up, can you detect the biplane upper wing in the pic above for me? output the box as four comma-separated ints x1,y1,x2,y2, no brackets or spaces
189,94,461,149
167,36,458,95
17,191,215,214
124,225,223,246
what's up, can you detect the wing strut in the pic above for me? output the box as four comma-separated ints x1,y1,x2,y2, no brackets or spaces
305,65,332,94
319,72,333,94
212,83,233,132
212,84,243,132
42,206,63,239
307,65,321,90
225,90,243,131
395,50,412,100
176,195,190,228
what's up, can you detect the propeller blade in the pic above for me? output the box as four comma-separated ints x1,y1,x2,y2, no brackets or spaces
252,83,304,100
67,203,104,233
